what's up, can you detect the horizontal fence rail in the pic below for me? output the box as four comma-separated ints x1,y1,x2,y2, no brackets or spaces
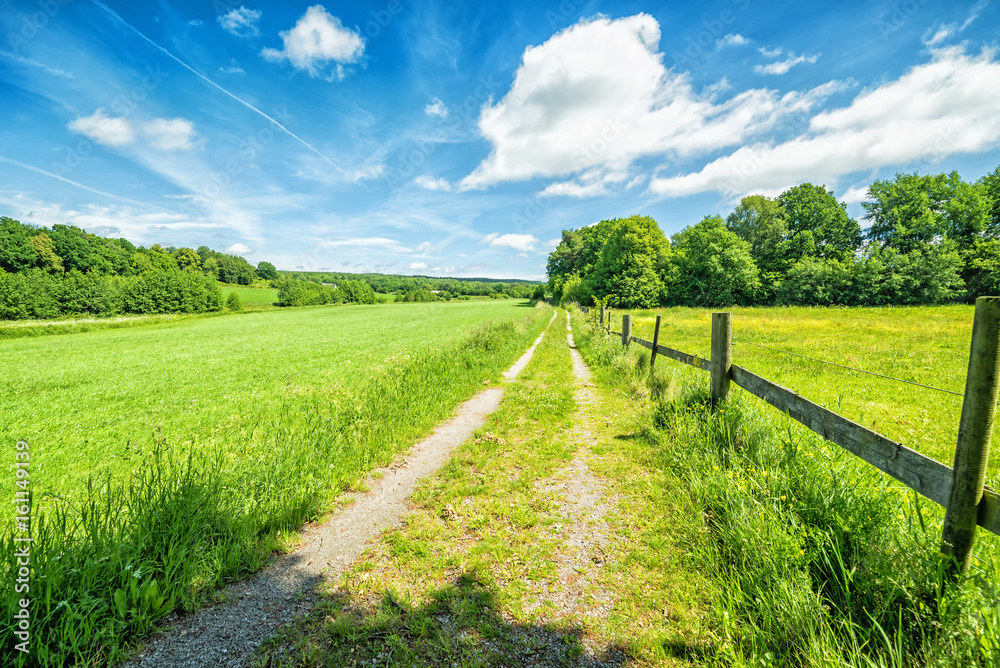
600,304,1000,563
632,336,712,371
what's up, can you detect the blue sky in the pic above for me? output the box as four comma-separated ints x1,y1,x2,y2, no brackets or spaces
1,0,999,279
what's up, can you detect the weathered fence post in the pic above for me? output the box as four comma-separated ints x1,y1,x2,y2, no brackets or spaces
600,306,605,326
650,315,661,369
711,312,732,406
941,297,1000,576
622,314,631,348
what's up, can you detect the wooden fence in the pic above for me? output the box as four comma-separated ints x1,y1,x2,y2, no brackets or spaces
596,299,1000,575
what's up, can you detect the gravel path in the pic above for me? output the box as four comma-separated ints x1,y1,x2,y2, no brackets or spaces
524,311,623,666
123,311,555,667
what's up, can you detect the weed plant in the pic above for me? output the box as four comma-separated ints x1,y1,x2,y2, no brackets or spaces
0,301,549,666
572,306,1000,667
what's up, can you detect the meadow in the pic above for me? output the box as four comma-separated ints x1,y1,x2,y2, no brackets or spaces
574,305,1000,666
1,299,549,666
618,305,993,481
220,284,280,305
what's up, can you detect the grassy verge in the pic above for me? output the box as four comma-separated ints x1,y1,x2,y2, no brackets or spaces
574,306,1000,666
1,303,549,666
618,305,989,475
256,309,714,666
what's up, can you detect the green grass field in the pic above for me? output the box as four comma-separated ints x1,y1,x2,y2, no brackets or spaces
573,308,1000,666
1,299,548,665
220,284,280,305
619,305,993,480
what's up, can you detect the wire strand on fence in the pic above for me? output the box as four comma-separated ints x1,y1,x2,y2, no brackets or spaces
733,339,965,398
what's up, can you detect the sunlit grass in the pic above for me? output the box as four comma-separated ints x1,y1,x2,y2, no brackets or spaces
575,306,1000,667
220,284,280,305
622,305,984,477
0,299,548,666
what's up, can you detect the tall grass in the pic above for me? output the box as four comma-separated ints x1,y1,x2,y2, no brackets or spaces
1,303,549,666
572,306,1000,667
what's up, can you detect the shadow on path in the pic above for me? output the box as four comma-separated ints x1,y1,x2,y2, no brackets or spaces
259,570,631,668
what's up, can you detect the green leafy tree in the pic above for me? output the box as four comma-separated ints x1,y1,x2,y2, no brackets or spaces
559,274,591,305
586,215,673,308
173,247,202,272
0,217,38,272
864,172,986,251
29,232,63,273
546,221,616,297
978,165,1000,238
776,257,853,306
670,215,760,306
341,279,376,304
47,224,94,272
226,291,243,311
147,244,179,272
778,184,861,261
255,260,278,280
129,252,154,275
89,238,131,274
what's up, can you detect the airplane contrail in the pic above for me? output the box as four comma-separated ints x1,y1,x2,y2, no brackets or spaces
0,155,175,213
89,0,346,176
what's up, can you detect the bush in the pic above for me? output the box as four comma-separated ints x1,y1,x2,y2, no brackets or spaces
226,292,243,312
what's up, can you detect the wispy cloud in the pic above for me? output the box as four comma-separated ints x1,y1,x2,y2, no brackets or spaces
89,0,346,175
481,233,538,252
0,50,73,78
414,175,452,191
0,156,172,212
143,118,199,151
755,52,819,75
218,6,262,38
219,59,245,75
425,97,448,118
717,33,749,47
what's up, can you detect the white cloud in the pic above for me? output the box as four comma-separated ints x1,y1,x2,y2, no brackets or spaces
414,175,452,191
407,261,429,270
68,109,135,146
218,6,261,37
649,46,1000,199
425,97,448,118
225,243,254,255
481,233,539,252
924,25,954,46
349,164,385,181
261,5,364,78
962,0,988,30
758,46,782,58
323,237,404,248
220,59,245,74
540,168,629,198
460,15,836,191
755,52,819,75
68,112,198,151
717,33,749,47
143,118,199,151
925,1,987,46
415,241,436,253
840,185,870,204
188,19,203,27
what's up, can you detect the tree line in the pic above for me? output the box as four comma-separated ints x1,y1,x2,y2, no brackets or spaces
547,166,1000,308
283,271,543,300
0,217,276,319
